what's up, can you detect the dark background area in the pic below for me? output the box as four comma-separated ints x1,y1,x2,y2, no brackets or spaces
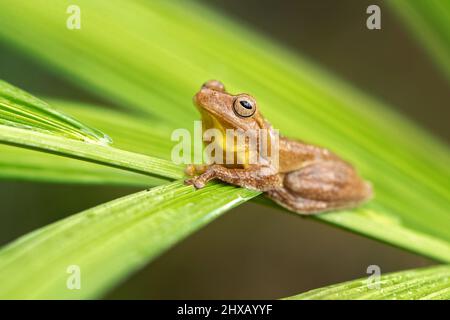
0,0,447,299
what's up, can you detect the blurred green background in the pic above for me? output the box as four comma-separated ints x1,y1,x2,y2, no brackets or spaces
0,0,447,299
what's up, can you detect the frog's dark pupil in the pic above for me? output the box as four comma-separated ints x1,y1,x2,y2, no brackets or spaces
240,100,252,109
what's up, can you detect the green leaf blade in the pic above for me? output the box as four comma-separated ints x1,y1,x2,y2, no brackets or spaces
0,181,259,299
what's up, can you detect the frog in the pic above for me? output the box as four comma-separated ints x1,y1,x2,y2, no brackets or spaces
185,80,373,214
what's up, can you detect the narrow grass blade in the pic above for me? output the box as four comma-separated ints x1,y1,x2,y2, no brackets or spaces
285,265,450,300
0,80,111,144
0,80,177,185
51,99,175,159
0,145,162,187
0,98,176,185
0,125,183,180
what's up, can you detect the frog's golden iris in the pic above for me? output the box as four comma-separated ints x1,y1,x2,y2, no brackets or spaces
233,96,256,118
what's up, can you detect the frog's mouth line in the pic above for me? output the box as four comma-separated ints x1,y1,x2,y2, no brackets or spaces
198,107,249,133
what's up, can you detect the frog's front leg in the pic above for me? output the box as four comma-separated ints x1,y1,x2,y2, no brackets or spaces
185,164,282,191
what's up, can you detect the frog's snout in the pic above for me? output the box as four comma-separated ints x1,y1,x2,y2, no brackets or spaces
193,86,214,108
192,90,203,108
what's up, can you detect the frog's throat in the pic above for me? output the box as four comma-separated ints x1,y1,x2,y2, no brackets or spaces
201,113,251,167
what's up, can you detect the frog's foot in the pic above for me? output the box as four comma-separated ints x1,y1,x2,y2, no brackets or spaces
185,173,213,189
184,167,216,189
185,177,205,189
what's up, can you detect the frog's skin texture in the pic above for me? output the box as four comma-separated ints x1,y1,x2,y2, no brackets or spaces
185,80,373,214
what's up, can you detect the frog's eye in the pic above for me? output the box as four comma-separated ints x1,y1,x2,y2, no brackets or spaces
233,96,256,118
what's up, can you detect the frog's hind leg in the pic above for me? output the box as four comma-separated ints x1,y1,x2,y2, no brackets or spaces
266,161,372,215
266,188,336,214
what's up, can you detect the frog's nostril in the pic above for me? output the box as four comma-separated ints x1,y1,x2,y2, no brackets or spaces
202,80,225,92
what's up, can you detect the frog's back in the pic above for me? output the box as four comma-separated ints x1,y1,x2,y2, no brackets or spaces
278,136,341,173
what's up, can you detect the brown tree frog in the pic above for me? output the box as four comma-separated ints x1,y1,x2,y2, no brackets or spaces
185,80,372,214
